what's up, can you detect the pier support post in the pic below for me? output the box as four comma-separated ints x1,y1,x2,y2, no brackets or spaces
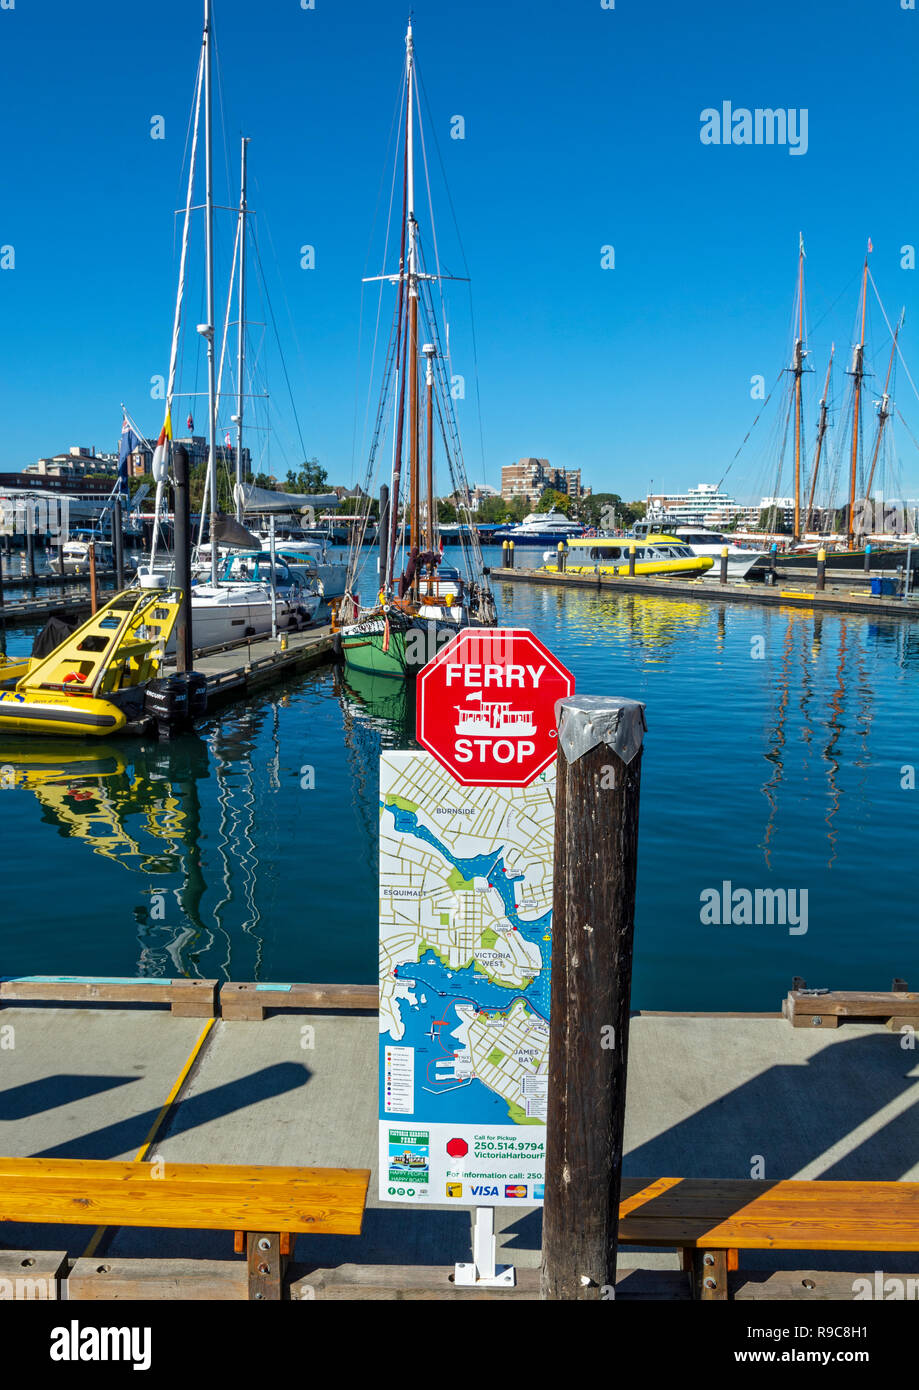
628,543,636,576
25,527,35,582
720,546,728,585
113,498,125,590
173,445,193,673
0,544,5,655
541,695,646,1301
864,542,872,573
557,542,566,573
816,547,826,591
508,540,515,570
769,542,777,584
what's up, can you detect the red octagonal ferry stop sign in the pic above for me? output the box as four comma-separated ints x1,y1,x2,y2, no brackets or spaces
416,628,575,787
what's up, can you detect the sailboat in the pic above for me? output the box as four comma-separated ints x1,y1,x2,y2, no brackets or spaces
139,3,321,648
338,21,497,680
765,239,918,579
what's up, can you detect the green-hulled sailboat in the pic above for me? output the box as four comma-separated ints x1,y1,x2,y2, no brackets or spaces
338,20,496,680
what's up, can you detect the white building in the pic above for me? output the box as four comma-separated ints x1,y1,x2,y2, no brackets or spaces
646,483,744,527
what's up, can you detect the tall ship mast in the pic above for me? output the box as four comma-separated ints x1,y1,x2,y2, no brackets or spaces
338,21,496,681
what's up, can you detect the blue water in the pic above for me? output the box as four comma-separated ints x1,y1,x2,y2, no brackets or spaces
0,544,916,1009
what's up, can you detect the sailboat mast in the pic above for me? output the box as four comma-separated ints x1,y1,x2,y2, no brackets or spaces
235,136,249,524
406,20,420,586
847,250,870,547
864,310,902,501
204,0,219,584
424,342,436,593
806,346,834,533
793,237,806,542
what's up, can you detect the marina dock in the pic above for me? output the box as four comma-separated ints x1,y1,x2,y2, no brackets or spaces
173,623,335,709
1,987,916,1299
489,566,919,619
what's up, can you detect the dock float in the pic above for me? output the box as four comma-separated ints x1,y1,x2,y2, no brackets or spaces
0,982,916,1299
167,622,336,710
488,566,919,619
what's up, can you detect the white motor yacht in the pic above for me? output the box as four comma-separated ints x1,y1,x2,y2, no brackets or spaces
629,523,767,579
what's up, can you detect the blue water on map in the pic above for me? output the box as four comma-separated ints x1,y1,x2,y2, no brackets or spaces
0,543,917,1010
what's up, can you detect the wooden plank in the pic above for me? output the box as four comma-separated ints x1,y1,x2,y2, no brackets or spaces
785,989,919,1022
0,1157,370,1236
618,1178,919,1252
69,1258,248,1301
220,981,379,1020
53,1258,919,1302
0,1250,67,1299
0,976,218,1017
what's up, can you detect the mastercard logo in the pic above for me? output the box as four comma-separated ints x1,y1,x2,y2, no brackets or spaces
504,1184,527,1199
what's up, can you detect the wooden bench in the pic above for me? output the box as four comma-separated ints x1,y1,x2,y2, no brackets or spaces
620,1177,919,1299
0,1156,370,1300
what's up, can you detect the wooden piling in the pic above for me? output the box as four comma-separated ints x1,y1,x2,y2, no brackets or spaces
628,542,636,576
557,542,566,573
173,445,193,673
541,694,646,1300
816,547,826,591
720,546,728,584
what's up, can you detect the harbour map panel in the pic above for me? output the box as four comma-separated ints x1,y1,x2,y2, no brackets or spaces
378,750,555,1206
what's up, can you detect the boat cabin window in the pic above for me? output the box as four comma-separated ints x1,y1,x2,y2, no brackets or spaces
591,545,621,560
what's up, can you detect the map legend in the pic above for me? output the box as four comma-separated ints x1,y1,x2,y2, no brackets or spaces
384,1045,415,1114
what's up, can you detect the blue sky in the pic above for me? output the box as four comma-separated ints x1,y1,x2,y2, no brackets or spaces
1,0,916,504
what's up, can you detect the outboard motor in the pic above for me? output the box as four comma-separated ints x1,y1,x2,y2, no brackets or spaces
145,670,208,738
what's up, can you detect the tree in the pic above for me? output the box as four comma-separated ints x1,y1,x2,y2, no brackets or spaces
284,458,329,494
438,498,458,523
537,487,572,516
758,508,791,534
475,495,511,524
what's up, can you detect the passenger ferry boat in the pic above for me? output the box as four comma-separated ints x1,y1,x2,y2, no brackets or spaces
542,534,713,578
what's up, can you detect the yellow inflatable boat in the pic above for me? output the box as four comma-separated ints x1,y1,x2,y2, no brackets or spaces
0,587,182,737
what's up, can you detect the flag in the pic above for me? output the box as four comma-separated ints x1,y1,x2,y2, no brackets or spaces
117,416,141,492
799,232,805,258
867,238,873,253
156,409,172,448
225,430,231,447
187,413,194,430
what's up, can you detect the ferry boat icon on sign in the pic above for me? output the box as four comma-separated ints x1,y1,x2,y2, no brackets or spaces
454,692,536,738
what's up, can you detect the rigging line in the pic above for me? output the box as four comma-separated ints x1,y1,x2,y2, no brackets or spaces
249,220,309,463
353,60,407,479
247,185,313,457
868,269,919,406
714,367,785,491
895,406,919,458
355,80,406,485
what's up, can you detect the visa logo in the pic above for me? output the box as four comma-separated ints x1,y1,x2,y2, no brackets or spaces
471,1185,499,1197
